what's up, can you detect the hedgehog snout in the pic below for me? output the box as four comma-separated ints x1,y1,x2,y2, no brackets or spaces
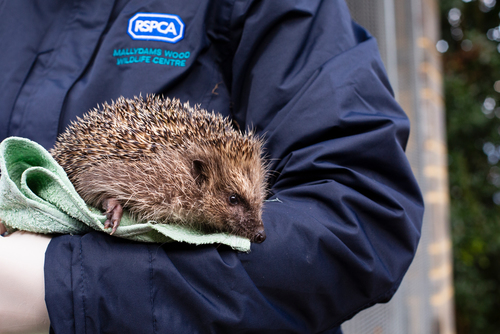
248,218,266,243
252,228,266,243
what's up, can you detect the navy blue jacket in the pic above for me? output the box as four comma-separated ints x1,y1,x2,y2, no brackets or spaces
0,0,424,333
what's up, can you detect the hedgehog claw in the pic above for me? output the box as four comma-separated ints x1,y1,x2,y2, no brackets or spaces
103,198,123,235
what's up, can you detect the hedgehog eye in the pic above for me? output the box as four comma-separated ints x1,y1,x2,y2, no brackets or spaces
228,194,240,205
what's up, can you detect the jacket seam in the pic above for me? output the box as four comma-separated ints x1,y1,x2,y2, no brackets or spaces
79,237,87,334
149,246,157,334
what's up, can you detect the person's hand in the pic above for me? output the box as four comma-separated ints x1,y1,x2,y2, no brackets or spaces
0,225,51,334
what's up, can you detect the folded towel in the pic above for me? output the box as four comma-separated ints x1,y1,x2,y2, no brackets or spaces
0,137,250,252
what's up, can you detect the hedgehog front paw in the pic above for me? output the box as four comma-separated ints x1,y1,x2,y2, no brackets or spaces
103,198,123,235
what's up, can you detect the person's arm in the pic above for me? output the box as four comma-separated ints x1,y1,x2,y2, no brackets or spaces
43,1,423,332
0,227,51,334
229,0,424,326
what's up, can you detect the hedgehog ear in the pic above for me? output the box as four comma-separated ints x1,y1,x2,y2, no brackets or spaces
192,159,208,186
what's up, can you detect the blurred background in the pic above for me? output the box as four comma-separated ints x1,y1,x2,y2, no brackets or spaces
340,0,500,333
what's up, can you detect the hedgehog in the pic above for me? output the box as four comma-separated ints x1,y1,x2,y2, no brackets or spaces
50,95,268,243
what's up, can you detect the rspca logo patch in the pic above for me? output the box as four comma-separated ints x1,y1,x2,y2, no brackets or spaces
127,13,185,43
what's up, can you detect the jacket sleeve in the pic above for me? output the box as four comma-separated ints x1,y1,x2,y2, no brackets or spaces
44,1,424,333
230,0,423,328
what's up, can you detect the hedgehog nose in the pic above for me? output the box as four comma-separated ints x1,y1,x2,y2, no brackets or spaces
253,229,266,243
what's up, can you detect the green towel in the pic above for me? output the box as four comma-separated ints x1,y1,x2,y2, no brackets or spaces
0,137,251,252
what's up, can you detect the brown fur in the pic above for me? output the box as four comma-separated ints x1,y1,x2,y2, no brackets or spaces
50,95,268,242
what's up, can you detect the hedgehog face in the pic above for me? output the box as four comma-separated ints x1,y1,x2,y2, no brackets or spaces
223,190,265,243
191,156,267,243
200,188,265,243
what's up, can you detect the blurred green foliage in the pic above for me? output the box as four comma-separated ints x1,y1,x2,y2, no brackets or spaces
441,0,500,332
